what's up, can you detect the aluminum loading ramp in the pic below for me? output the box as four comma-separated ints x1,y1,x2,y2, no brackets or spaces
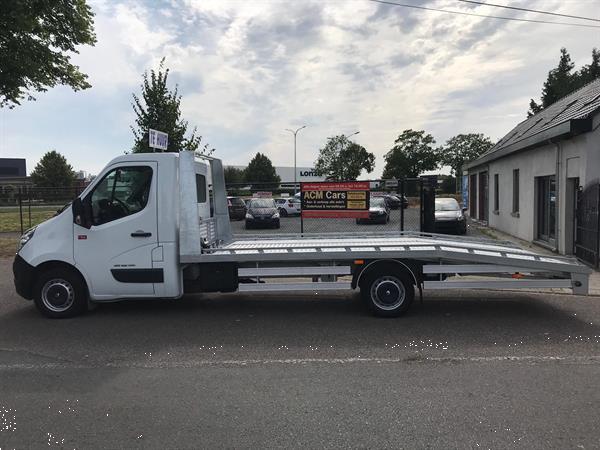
179,232,591,295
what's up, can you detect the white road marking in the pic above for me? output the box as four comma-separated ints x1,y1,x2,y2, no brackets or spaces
0,355,599,370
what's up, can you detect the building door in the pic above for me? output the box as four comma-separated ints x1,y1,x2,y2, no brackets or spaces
565,177,579,255
536,175,556,245
478,172,488,222
469,174,477,217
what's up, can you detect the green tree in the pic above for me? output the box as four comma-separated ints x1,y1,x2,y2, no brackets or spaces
30,150,76,188
578,48,600,85
382,129,439,180
0,0,96,108
439,133,493,191
527,48,600,117
131,58,212,154
314,135,375,180
224,166,245,185
244,153,281,188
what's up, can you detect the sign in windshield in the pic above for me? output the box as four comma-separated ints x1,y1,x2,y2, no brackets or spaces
300,181,370,218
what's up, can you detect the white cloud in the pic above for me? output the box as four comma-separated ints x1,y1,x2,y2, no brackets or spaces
3,0,599,178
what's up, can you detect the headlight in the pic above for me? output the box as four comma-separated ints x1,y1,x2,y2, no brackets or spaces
272,212,280,218
17,226,36,252
245,213,253,219
378,210,384,215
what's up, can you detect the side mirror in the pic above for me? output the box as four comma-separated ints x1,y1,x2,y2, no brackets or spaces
462,207,468,213
72,197,92,229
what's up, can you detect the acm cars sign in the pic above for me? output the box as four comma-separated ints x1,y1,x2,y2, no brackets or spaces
300,181,370,218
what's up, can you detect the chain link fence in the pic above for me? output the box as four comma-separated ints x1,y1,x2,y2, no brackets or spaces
225,179,426,237
0,186,83,234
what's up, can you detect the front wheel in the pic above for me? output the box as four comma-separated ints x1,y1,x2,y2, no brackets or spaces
361,272,414,317
33,267,88,318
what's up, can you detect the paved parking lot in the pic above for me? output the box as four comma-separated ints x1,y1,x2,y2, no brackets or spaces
229,207,478,236
1,257,599,448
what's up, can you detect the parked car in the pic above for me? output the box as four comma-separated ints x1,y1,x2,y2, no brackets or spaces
356,197,390,224
227,196,246,221
434,198,467,234
275,198,301,216
383,194,408,209
245,198,280,229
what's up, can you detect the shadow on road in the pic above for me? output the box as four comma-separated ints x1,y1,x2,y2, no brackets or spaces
2,290,599,359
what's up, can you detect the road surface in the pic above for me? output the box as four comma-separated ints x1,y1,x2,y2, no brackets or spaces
0,258,598,448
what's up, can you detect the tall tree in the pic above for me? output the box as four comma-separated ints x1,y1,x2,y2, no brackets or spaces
0,0,96,108
527,48,600,117
314,135,375,181
131,58,212,154
579,48,600,85
30,150,76,188
382,129,439,179
439,133,493,191
244,153,281,186
224,166,245,185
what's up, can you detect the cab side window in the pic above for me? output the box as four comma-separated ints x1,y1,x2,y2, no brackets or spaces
89,166,153,226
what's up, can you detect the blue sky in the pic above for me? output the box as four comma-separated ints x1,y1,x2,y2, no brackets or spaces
1,0,598,177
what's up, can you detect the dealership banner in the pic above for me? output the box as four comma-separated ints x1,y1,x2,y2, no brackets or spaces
300,181,370,218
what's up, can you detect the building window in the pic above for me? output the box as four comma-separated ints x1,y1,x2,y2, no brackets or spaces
512,169,520,215
493,174,499,213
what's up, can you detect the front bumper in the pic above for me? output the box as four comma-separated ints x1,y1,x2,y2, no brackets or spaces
13,254,35,299
246,217,279,228
434,219,466,233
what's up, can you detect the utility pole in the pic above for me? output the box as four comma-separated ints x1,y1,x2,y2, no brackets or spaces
285,125,307,194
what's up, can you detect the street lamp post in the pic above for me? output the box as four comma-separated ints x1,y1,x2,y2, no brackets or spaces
285,125,306,195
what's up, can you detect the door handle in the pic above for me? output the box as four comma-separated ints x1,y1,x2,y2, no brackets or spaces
131,231,152,237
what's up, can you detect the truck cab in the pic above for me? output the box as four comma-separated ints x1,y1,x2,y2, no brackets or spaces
13,152,213,317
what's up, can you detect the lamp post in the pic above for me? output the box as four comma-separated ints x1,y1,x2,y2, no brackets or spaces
285,125,306,194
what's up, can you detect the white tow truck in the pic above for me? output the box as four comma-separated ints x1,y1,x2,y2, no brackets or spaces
13,151,591,318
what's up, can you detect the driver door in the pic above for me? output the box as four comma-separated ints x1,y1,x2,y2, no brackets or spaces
74,162,159,299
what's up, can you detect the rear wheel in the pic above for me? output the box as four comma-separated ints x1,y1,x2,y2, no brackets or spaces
279,208,288,217
361,270,414,317
33,267,88,318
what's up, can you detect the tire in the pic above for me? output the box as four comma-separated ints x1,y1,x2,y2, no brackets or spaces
33,267,88,318
279,208,288,217
360,270,414,317
274,221,280,229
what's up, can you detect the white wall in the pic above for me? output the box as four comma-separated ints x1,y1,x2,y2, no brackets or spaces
468,122,600,254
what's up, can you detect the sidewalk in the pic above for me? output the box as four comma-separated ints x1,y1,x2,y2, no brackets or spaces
468,222,600,297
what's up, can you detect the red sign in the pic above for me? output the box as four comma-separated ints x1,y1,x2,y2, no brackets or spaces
301,181,370,218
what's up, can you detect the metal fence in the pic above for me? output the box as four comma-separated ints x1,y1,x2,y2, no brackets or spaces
225,178,431,237
0,186,83,234
576,183,600,268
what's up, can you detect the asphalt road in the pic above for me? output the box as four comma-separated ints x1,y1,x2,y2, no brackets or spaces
1,258,599,448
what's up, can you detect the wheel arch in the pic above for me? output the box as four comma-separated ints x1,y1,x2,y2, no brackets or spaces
33,260,89,293
353,259,421,289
